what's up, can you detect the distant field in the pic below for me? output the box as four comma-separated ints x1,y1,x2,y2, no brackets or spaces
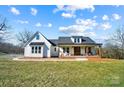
0,54,124,87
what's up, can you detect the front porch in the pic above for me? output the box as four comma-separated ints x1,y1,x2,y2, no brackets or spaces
59,45,102,57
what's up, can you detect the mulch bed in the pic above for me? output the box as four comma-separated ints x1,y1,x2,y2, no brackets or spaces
87,57,116,62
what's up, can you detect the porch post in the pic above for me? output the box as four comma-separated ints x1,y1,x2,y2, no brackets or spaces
81,46,83,56
85,46,88,56
69,46,72,56
59,47,63,58
98,45,102,57
71,46,74,56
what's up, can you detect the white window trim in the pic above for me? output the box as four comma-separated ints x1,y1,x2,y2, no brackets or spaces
31,46,42,54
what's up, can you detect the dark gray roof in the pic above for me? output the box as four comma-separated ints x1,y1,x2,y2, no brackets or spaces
58,37,73,44
48,36,102,46
29,42,44,45
48,39,58,46
24,32,102,47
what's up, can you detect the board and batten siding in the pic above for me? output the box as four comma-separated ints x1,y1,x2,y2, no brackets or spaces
24,33,51,57
50,46,59,57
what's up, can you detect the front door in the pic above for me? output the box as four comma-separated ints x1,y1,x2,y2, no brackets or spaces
74,47,80,55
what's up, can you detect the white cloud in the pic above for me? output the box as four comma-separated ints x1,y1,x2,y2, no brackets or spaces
17,20,29,24
59,25,96,37
43,23,52,27
54,5,95,13
93,16,97,19
53,5,64,13
35,23,52,28
101,22,112,30
59,18,98,35
54,5,95,18
61,12,76,18
10,7,20,15
112,13,121,20
59,25,84,33
59,17,113,36
83,31,96,37
35,22,42,27
31,8,38,16
48,23,52,27
76,19,98,27
102,15,109,21
0,31,5,34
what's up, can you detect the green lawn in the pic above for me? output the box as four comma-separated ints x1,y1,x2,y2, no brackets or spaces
0,55,124,87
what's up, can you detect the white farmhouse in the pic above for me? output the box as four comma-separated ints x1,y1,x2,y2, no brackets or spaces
24,31,102,58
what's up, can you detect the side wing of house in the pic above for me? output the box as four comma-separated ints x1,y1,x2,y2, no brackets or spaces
49,39,59,57
58,36,102,57
24,32,51,58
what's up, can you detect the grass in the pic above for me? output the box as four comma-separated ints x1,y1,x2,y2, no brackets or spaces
0,54,124,87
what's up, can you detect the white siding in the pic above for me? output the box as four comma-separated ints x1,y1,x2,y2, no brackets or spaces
24,32,51,57
71,37,74,42
50,46,59,57
24,45,43,57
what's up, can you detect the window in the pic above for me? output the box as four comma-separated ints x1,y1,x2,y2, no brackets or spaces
67,47,69,53
36,34,40,40
74,38,76,43
54,47,56,51
32,46,34,53
38,46,41,53
74,38,80,43
81,39,85,42
31,46,41,54
77,38,80,43
63,47,69,53
35,46,37,53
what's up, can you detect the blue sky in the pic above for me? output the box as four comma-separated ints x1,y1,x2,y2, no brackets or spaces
0,5,124,45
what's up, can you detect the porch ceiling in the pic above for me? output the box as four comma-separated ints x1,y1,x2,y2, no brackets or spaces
58,44,101,47
29,42,44,45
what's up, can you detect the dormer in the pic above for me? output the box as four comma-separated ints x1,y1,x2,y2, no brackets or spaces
74,37,80,43
71,36,86,43
71,36,81,43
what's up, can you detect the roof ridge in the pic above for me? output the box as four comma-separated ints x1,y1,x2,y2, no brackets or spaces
48,39,58,40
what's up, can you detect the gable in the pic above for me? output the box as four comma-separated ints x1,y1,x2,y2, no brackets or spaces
24,31,51,47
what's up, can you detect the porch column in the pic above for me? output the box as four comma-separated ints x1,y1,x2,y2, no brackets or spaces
91,46,96,55
59,47,63,58
98,46,102,57
71,47,74,56
69,47,72,56
81,46,85,56
81,47,83,56
85,46,88,56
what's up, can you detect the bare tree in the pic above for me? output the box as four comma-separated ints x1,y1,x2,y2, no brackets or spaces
112,26,124,49
0,15,11,42
102,25,124,59
16,29,33,46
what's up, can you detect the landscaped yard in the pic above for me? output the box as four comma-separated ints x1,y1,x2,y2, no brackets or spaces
0,54,124,87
